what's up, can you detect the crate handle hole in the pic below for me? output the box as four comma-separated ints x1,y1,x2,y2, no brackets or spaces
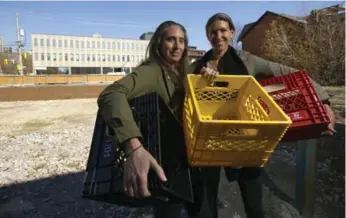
262,83,286,93
257,97,270,115
209,81,229,88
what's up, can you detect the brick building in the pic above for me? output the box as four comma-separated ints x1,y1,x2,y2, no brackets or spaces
237,4,345,59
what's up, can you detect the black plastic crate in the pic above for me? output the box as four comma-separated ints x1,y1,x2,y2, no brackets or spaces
82,92,194,207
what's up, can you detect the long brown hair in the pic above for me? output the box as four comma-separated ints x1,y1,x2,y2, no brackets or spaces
141,20,189,77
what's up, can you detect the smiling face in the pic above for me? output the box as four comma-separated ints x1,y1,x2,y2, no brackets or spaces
207,19,234,53
159,25,186,66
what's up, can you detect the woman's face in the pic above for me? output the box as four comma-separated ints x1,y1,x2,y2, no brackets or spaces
159,25,186,66
207,20,234,52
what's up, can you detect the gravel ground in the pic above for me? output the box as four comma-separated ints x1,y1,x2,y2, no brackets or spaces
0,98,344,218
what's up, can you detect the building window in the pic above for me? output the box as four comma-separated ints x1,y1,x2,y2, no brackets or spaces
112,42,115,49
70,40,73,48
81,54,85,61
107,42,110,49
102,42,105,49
102,54,106,62
113,55,115,62
47,53,51,61
107,55,111,62
76,40,79,48
92,54,95,61
117,55,120,62
46,39,50,47
58,40,62,48
76,54,79,61
59,53,62,61
65,53,68,61
53,53,57,61
70,53,74,61
127,43,129,50
131,43,134,51
41,53,45,61
87,54,90,61
81,41,84,48
97,41,100,49
96,54,100,61
40,39,44,47
64,40,68,48
122,43,125,50
52,39,56,47
34,53,38,60
87,41,90,48
117,42,120,50
34,38,38,47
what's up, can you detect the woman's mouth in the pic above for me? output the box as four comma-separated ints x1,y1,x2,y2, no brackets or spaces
170,52,181,56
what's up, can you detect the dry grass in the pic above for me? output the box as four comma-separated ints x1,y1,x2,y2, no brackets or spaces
23,120,53,131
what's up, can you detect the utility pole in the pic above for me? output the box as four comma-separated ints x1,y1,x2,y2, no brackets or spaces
16,13,24,75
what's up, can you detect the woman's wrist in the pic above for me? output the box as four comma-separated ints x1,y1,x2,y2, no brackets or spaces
124,138,142,155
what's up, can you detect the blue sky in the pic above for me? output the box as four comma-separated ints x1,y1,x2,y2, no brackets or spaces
0,1,342,51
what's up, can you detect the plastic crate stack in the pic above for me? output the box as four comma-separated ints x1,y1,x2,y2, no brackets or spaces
259,70,330,141
82,92,193,206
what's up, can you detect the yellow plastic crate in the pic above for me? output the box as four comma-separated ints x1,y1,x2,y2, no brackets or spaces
183,75,292,167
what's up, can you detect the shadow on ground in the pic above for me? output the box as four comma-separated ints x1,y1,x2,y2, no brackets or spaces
0,171,153,218
262,123,345,218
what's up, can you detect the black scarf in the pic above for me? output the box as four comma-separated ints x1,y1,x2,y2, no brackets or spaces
193,46,249,76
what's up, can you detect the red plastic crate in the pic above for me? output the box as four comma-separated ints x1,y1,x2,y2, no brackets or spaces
259,71,330,141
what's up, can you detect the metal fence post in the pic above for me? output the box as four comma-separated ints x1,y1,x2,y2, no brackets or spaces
295,138,317,218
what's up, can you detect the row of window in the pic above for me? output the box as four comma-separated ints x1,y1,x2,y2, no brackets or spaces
33,38,147,51
33,52,145,63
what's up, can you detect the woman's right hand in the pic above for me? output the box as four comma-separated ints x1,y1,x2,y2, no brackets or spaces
123,138,167,198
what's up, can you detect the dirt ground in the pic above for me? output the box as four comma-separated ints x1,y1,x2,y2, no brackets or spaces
0,84,108,101
0,87,344,218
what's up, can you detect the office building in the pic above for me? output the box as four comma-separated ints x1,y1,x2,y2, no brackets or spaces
31,33,150,74
188,46,206,63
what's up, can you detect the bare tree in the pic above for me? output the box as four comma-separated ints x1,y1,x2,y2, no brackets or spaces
262,10,345,86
